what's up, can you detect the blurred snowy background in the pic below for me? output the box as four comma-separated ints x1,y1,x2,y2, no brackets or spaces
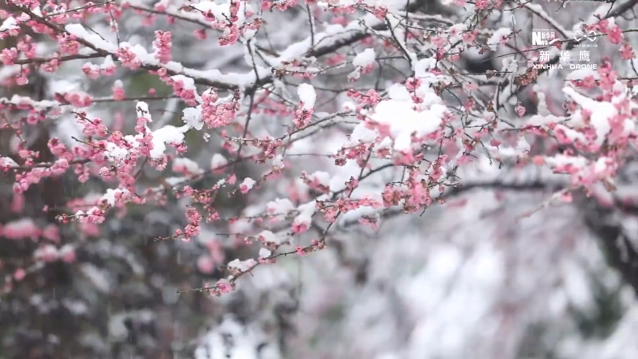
2,0,638,358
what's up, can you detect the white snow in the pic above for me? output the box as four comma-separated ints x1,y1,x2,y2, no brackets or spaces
191,0,253,24
308,171,331,187
349,123,380,144
136,101,152,122
562,87,617,146
0,156,18,167
211,153,228,169
58,244,75,258
370,100,447,151
65,24,266,88
3,218,36,237
34,244,59,261
182,106,204,130
266,198,295,215
194,316,276,359
101,188,129,206
171,75,200,100
150,125,190,159
388,84,412,102
487,28,512,51
543,154,588,169
272,155,285,169
102,56,115,69
293,200,316,229
173,157,203,175
65,24,118,52
105,142,129,161
0,17,18,33
414,58,437,77
258,230,281,245
566,68,600,81
298,83,316,110
241,177,257,190
228,258,257,272
0,95,58,111
353,49,376,67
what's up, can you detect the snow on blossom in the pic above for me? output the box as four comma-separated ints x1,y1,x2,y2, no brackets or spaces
266,198,295,215
272,155,285,169
0,156,18,168
292,200,316,233
370,100,447,151
58,244,76,263
413,57,437,80
448,23,469,41
298,83,316,110
338,197,384,225
487,28,512,51
191,0,253,24
259,248,272,258
239,177,257,194
0,66,20,85
66,24,264,88
566,69,600,81
227,258,257,272
2,218,39,240
377,137,394,152
65,24,118,52
102,56,115,69
0,17,19,33
486,137,531,159
211,153,228,169
309,171,331,188
182,106,204,130
0,95,59,111
398,73,442,100
353,49,376,68
171,74,201,102
562,87,625,146
34,244,59,262
543,154,588,169
270,16,367,64
317,0,405,9
258,230,282,245
172,157,203,175
101,188,129,207
349,122,380,145
136,101,153,122
150,125,190,159
105,142,130,161
388,83,413,102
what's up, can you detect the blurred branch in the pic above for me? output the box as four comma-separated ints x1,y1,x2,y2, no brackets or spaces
339,178,567,229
